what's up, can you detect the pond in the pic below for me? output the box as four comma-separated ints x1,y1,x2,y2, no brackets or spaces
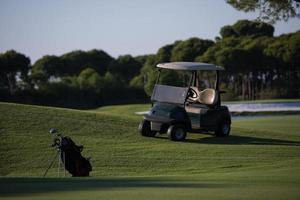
135,101,300,116
225,102,300,112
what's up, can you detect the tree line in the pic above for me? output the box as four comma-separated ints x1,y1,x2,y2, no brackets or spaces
0,19,299,108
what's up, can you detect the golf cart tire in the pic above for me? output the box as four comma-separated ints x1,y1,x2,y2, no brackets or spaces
167,124,187,141
139,120,156,137
215,120,231,137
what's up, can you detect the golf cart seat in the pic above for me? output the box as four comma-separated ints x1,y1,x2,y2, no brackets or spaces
198,89,218,106
189,87,218,106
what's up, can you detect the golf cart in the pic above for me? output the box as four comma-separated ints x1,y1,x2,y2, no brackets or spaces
138,62,231,141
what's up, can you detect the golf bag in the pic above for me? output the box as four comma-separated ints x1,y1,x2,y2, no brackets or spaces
53,136,92,176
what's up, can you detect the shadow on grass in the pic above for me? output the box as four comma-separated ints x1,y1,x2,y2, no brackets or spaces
0,177,226,197
156,134,300,146
184,135,300,146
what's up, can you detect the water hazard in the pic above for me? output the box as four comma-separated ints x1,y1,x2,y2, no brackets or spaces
225,102,300,112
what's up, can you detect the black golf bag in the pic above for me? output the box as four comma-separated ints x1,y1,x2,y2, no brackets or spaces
53,136,92,176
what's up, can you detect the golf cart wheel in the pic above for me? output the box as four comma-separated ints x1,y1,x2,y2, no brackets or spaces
167,124,187,141
138,120,156,137
215,120,231,137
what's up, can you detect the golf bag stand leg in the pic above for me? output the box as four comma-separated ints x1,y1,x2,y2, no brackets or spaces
58,149,60,177
43,151,59,177
63,151,66,177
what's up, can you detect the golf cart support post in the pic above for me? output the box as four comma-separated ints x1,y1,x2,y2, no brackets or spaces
139,62,231,141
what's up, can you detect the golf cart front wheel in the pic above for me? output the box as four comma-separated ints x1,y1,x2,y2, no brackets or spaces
138,120,156,137
215,120,231,137
167,124,187,141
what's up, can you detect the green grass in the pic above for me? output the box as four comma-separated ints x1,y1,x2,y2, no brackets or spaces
1,176,299,200
0,102,300,199
92,103,151,117
92,98,300,117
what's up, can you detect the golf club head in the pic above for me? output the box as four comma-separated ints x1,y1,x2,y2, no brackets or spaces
49,128,58,135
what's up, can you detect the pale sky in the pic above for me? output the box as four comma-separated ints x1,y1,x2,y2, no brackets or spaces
1,0,300,63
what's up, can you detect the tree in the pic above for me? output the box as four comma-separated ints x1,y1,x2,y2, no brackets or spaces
199,35,273,100
156,42,180,63
31,49,114,87
264,31,300,97
109,55,142,83
220,20,274,38
226,0,300,24
129,75,144,89
77,68,102,91
171,38,214,61
60,49,114,76
31,55,62,86
134,55,151,66
233,20,274,37
0,50,31,94
129,55,155,89
144,69,158,96
220,25,238,38
86,49,115,75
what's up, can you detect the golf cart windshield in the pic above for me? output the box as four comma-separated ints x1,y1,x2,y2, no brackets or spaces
151,84,188,105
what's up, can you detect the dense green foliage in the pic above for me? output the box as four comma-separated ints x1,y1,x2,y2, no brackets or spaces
0,102,300,199
200,29,300,99
0,50,147,108
141,20,299,99
0,50,31,94
227,0,300,24
0,19,299,108
220,20,274,38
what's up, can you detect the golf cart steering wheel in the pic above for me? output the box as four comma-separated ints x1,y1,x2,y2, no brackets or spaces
188,88,199,101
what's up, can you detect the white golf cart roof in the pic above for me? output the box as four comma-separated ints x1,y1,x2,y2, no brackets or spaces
157,62,224,71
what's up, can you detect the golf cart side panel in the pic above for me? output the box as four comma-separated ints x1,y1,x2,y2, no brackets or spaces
185,104,231,131
144,103,191,132
185,105,204,130
200,106,231,130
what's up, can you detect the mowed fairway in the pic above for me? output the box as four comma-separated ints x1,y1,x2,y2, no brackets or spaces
0,102,300,199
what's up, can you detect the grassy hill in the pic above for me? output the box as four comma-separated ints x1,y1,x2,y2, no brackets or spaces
0,102,300,199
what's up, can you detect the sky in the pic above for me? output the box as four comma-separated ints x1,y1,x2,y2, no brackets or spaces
0,0,300,63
